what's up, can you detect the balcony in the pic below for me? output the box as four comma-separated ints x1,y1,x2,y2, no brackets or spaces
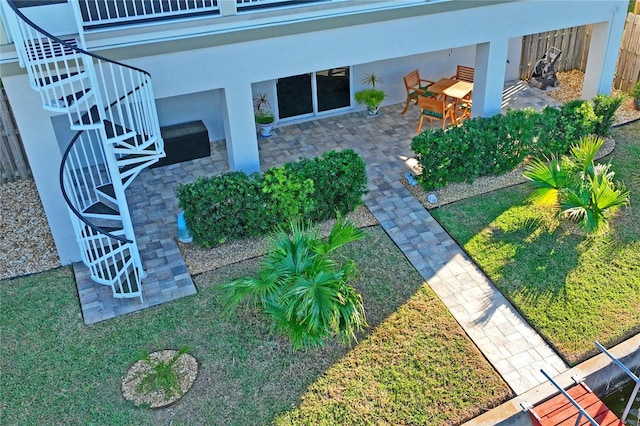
75,0,337,29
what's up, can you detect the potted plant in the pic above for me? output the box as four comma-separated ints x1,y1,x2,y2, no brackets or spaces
631,81,640,111
254,93,275,137
354,73,386,116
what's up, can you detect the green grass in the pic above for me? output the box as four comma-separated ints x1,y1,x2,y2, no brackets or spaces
431,123,640,364
0,227,510,425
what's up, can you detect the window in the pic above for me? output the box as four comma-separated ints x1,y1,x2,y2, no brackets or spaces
276,67,351,120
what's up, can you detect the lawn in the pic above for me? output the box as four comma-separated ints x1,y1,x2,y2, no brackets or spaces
0,226,511,425
431,122,640,364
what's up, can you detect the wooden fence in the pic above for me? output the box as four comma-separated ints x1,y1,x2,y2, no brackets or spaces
0,88,31,183
614,12,640,92
519,25,591,80
521,12,640,92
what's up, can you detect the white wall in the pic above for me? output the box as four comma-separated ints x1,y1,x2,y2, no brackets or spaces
506,37,523,81
156,90,226,141
19,3,77,38
3,74,80,263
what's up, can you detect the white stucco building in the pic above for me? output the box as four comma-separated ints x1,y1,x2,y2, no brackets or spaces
0,0,627,297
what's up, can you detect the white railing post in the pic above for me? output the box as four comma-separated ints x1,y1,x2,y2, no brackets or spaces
220,0,238,16
68,0,88,48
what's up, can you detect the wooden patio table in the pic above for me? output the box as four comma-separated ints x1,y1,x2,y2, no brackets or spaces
429,78,473,101
428,78,473,122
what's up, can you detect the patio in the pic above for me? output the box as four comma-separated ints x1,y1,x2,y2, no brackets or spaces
74,79,559,325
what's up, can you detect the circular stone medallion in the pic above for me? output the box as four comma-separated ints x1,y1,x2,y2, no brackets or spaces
122,349,198,408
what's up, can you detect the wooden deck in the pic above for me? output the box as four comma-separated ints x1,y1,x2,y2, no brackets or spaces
529,382,623,426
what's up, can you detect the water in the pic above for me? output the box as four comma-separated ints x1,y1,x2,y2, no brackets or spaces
601,380,640,426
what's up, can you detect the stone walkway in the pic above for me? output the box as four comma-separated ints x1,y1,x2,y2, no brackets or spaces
362,150,568,396
74,80,567,394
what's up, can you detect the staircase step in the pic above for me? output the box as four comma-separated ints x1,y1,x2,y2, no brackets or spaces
71,105,102,130
24,37,78,65
82,227,124,241
43,89,94,113
113,134,156,152
95,183,116,202
83,201,120,219
101,256,140,296
36,71,81,88
114,269,140,296
104,119,136,141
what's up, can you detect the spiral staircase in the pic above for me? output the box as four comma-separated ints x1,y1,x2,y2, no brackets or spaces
3,0,165,302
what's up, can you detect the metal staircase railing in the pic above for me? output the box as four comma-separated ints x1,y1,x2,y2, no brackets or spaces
2,0,165,301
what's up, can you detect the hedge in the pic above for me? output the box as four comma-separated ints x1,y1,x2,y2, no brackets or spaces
176,149,368,247
411,95,623,191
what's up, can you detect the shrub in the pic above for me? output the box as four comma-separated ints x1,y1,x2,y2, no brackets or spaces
287,150,368,223
177,171,268,247
592,93,625,136
176,149,368,246
523,135,630,234
411,96,615,192
411,109,536,190
262,166,315,225
221,217,368,349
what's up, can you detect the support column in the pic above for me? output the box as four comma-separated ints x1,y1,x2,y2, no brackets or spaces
221,83,260,173
3,75,81,264
472,38,509,118
582,8,627,99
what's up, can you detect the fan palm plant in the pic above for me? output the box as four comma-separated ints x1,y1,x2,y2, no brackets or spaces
523,135,630,234
221,216,368,349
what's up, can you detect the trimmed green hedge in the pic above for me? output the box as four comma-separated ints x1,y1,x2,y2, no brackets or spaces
176,149,368,247
411,95,623,191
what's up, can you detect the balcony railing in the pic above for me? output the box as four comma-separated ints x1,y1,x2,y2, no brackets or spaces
72,0,327,28
75,0,221,28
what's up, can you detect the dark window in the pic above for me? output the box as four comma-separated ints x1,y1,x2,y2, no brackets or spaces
277,73,314,119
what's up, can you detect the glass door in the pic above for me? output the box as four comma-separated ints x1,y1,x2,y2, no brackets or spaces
276,67,351,120
276,73,313,119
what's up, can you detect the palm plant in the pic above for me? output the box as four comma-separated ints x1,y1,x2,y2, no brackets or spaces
523,135,630,234
221,216,368,349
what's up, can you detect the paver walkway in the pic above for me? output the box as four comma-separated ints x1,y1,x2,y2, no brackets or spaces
74,80,567,393
363,155,567,396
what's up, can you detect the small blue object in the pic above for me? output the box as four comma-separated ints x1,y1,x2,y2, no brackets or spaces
177,211,193,243
405,172,418,186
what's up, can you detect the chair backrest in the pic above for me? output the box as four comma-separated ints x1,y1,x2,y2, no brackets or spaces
404,70,420,91
456,65,475,83
418,95,446,114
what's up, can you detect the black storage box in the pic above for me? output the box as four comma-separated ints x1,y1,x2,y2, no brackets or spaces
151,120,210,168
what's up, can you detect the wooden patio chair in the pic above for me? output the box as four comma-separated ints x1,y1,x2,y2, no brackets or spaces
401,69,435,114
457,98,472,123
451,65,475,83
416,95,456,132
451,65,474,111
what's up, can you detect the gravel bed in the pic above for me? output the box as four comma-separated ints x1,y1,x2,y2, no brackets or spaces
0,179,61,280
548,70,640,124
179,205,378,276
